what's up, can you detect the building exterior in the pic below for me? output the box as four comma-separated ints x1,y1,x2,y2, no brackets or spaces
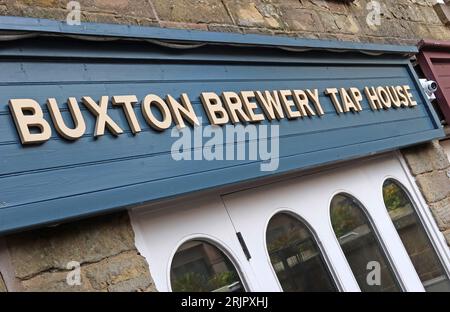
0,0,450,292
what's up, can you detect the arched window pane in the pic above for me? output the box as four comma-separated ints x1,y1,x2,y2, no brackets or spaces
266,213,337,292
383,179,450,292
330,194,401,292
170,240,244,292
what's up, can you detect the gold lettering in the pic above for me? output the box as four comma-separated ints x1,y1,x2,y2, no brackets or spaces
396,86,409,107
239,91,265,122
82,96,123,136
305,89,325,116
9,99,52,144
340,88,359,113
386,86,401,108
221,91,250,124
349,87,363,111
166,93,200,128
255,90,285,120
200,92,229,125
292,90,316,117
325,88,343,114
364,87,382,110
141,94,172,131
376,86,392,109
112,95,141,134
403,85,417,106
47,97,86,140
278,90,301,119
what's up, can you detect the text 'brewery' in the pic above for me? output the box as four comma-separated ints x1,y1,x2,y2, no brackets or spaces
8,85,418,145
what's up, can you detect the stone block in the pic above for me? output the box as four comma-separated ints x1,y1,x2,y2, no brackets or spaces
224,1,281,29
80,0,156,19
15,0,59,8
152,0,232,24
84,251,153,292
304,0,349,14
107,275,156,292
280,7,324,32
407,22,432,39
3,3,67,20
7,212,135,279
402,141,450,176
444,229,450,246
160,20,208,30
430,198,450,231
289,31,320,40
389,2,426,23
21,270,95,292
82,12,121,24
426,25,450,41
207,24,242,33
93,0,130,10
434,3,450,26
318,33,360,42
318,11,360,34
117,16,159,27
416,171,450,203
243,28,274,35
420,5,444,25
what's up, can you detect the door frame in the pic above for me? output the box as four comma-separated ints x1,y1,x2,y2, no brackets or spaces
130,194,259,291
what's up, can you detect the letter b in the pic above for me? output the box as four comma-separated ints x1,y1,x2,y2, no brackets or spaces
9,99,52,144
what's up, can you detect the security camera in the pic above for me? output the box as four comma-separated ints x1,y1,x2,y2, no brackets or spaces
422,80,438,93
420,79,438,100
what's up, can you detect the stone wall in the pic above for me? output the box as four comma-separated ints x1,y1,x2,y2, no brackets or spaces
1,212,155,292
402,141,450,246
0,0,449,44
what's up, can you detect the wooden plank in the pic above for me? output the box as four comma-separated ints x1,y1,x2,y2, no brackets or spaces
0,129,442,234
0,116,435,210
0,107,430,176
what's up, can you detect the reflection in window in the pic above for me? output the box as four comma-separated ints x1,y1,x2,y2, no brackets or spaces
383,180,450,292
266,213,337,292
170,240,244,292
330,194,401,292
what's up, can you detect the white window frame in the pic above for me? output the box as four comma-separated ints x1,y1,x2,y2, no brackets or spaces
130,151,450,292
396,151,450,280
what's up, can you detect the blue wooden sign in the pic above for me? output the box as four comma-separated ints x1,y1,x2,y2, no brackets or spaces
0,17,444,234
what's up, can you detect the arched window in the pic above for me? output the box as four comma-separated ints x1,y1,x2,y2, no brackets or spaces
266,213,337,291
383,179,450,291
170,240,245,292
330,194,401,292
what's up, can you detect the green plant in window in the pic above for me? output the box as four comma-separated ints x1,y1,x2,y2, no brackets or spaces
331,199,361,237
208,271,238,290
267,228,303,253
172,272,208,292
383,182,406,212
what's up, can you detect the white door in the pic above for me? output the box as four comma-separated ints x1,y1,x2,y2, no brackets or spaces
131,153,450,292
130,195,261,292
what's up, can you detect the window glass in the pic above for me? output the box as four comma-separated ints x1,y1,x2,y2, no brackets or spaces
266,213,337,291
383,179,450,292
330,194,401,292
170,240,244,292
